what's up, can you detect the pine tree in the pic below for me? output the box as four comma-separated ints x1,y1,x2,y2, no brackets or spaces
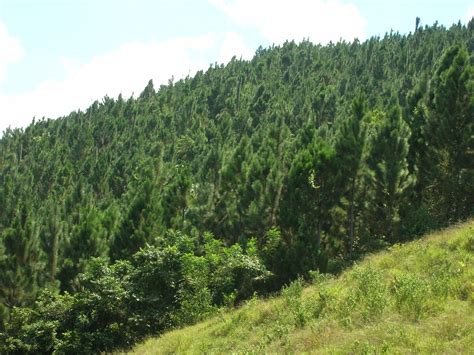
109,180,153,262
58,204,108,291
139,79,156,100
424,44,474,221
39,203,64,283
0,205,43,312
366,106,415,243
281,135,337,273
333,97,368,255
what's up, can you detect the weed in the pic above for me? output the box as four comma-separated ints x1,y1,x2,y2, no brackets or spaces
429,257,464,300
308,269,331,285
351,339,377,354
349,264,387,322
463,233,474,252
307,287,334,320
392,272,430,320
281,277,306,327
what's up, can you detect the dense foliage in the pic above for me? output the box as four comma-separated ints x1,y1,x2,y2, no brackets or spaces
0,20,473,353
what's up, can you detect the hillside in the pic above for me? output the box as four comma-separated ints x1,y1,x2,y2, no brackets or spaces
0,21,473,353
131,220,474,354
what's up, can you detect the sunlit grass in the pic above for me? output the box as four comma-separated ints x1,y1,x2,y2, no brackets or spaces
130,220,474,354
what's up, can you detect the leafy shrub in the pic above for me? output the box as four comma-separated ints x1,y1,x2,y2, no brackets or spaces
350,339,378,354
0,307,57,354
308,269,331,285
429,257,464,300
0,232,271,354
351,265,387,322
172,287,216,326
260,319,292,347
463,233,474,252
281,277,306,327
391,272,430,320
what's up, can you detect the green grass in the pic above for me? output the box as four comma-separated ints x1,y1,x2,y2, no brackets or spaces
130,221,474,354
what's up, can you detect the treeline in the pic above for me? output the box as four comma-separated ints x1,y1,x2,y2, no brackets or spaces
0,21,473,353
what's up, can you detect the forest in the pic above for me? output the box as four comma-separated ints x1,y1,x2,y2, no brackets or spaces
0,20,472,353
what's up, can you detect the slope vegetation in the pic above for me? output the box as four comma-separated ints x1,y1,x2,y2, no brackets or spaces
131,220,474,354
0,21,472,353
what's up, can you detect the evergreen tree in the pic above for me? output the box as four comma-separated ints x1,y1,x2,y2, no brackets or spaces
109,180,154,261
281,135,337,274
424,44,474,221
366,106,415,243
58,203,108,291
333,97,368,255
39,202,64,283
0,206,43,312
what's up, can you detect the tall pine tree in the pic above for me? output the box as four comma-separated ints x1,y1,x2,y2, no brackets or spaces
333,97,368,255
366,106,415,243
424,44,474,222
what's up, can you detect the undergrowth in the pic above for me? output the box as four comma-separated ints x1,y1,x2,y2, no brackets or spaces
130,220,474,354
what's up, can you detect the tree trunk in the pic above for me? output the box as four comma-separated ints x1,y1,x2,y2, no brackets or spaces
349,176,356,256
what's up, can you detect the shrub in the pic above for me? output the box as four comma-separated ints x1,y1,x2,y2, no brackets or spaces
308,269,331,285
172,287,216,326
391,272,430,320
344,265,387,323
0,230,272,354
429,256,465,300
0,307,57,354
281,277,306,327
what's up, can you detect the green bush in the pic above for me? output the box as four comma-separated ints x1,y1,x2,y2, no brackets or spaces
0,232,271,354
351,265,387,322
281,277,306,327
0,307,57,354
429,256,465,300
172,287,216,326
464,233,474,253
392,272,430,320
308,269,331,285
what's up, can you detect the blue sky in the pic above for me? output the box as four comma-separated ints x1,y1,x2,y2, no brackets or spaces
0,0,472,133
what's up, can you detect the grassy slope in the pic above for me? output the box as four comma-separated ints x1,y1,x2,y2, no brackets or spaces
131,221,474,354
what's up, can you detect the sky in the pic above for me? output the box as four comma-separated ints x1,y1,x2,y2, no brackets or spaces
0,0,472,134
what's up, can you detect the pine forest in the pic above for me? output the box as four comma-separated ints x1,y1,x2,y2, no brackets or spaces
0,20,473,353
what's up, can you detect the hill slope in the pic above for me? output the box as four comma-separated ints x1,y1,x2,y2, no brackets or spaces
0,21,472,353
131,220,474,354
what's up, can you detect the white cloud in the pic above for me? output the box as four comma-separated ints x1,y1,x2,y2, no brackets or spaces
209,0,367,45
0,12,257,135
464,5,474,23
218,32,254,63
0,33,225,134
0,21,24,86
